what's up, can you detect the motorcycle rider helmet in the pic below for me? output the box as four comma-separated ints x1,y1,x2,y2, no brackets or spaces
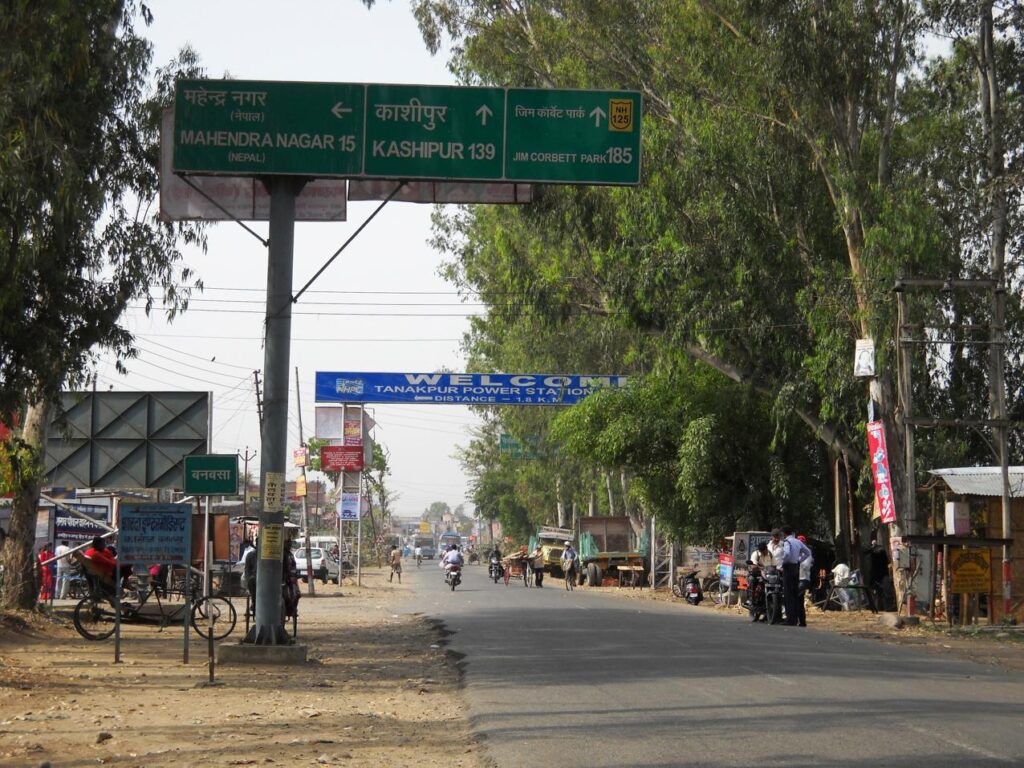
564,541,571,546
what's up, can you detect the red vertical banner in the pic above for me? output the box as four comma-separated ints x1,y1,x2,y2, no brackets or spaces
343,408,362,447
866,420,897,524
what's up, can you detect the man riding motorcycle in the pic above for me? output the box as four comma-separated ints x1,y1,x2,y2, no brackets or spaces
441,545,464,575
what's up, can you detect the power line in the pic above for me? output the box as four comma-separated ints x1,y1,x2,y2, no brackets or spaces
136,337,256,371
126,305,484,317
135,333,462,342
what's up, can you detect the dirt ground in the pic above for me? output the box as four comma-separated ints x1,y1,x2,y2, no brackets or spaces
3,569,1024,768
0,568,484,768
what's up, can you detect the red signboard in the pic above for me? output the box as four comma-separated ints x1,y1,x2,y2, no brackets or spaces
866,420,896,524
320,445,364,472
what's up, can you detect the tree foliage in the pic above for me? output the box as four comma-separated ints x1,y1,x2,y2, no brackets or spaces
0,1,203,607
418,1,1022,545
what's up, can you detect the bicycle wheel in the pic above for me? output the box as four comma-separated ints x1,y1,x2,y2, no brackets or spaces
191,596,237,640
565,568,575,591
73,595,118,641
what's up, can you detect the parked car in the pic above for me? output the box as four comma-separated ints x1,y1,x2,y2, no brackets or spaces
294,548,341,584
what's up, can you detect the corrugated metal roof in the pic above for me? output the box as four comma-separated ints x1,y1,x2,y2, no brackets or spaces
929,467,1024,497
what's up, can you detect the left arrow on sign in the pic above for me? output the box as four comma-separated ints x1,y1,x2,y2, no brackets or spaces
332,102,353,119
476,104,493,126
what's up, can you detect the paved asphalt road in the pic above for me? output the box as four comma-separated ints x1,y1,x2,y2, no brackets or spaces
405,561,1024,768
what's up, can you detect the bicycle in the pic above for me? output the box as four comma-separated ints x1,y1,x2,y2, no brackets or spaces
564,561,577,591
73,569,236,642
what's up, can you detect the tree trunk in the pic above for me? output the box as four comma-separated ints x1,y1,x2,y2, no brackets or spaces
620,469,644,532
556,475,567,528
1,396,53,609
588,471,597,517
604,471,616,515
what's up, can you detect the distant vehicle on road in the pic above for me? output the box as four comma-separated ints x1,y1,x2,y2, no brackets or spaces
295,548,341,584
414,534,436,559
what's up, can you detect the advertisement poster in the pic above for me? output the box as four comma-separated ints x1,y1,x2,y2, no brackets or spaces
343,413,363,447
339,492,361,521
718,553,734,584
866,420,897,524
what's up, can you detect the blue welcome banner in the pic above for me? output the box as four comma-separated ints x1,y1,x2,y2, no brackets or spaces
315,372,628,405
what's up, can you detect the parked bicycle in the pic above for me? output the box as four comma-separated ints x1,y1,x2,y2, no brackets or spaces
72,555,236,642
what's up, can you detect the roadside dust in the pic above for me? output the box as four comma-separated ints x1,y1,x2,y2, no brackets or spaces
0,568,484,768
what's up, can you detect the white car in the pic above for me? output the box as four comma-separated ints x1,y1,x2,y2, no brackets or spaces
294,547,341,584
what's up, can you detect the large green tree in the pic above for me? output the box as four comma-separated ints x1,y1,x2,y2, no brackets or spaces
0,2,201,608
418,1,1021,551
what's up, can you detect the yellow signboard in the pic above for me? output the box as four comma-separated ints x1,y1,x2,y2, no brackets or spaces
950,548,991,594
263,471,285,512
419,521,431,534
260,524,283,560
295,475,307,498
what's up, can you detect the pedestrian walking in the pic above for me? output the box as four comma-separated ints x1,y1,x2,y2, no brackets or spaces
530,545,544,587
54,539,73,599
389,545,402,583
38,543,55,601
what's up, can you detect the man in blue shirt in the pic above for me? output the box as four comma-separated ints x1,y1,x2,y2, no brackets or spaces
781,525,812,626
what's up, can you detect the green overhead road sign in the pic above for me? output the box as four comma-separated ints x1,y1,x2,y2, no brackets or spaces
364,83,506,180
174,80,364,177
183,454,239,495
506,88,640,184
173,80,641,185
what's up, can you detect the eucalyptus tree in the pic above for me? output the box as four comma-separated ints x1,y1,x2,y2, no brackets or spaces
0,2,202,608
416,1,1021,549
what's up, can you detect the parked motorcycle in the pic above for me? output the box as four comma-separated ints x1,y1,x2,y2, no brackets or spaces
763,566,784,624
488,556,503,583
672,568,704,605
745,562,767,622
445,564,462,591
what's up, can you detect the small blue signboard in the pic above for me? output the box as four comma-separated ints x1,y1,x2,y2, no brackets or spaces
315,371,627,405
118,503,192,566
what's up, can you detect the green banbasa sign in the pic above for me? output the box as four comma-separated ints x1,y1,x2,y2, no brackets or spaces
172,79,640,185
183,454,238,496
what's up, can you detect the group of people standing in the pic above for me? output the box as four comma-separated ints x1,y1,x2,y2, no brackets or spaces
751,526,814,627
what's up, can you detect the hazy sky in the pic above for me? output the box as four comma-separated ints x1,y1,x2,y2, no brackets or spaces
98,1,483,518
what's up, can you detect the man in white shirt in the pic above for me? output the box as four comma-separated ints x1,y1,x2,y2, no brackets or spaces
767,529,784,570
781,526,812,626
54,539,73,599
441,545,464,575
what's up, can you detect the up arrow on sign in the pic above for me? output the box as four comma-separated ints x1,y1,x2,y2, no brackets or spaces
590,106,607,126
476,104,493,125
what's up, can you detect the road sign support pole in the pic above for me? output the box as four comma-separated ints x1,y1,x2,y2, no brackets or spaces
248,176,306,645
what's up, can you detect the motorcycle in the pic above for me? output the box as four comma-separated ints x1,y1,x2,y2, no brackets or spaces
488,556,503,583
672,568,703,605
445,564,462,591
762,566,784,624
745,563,767,622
